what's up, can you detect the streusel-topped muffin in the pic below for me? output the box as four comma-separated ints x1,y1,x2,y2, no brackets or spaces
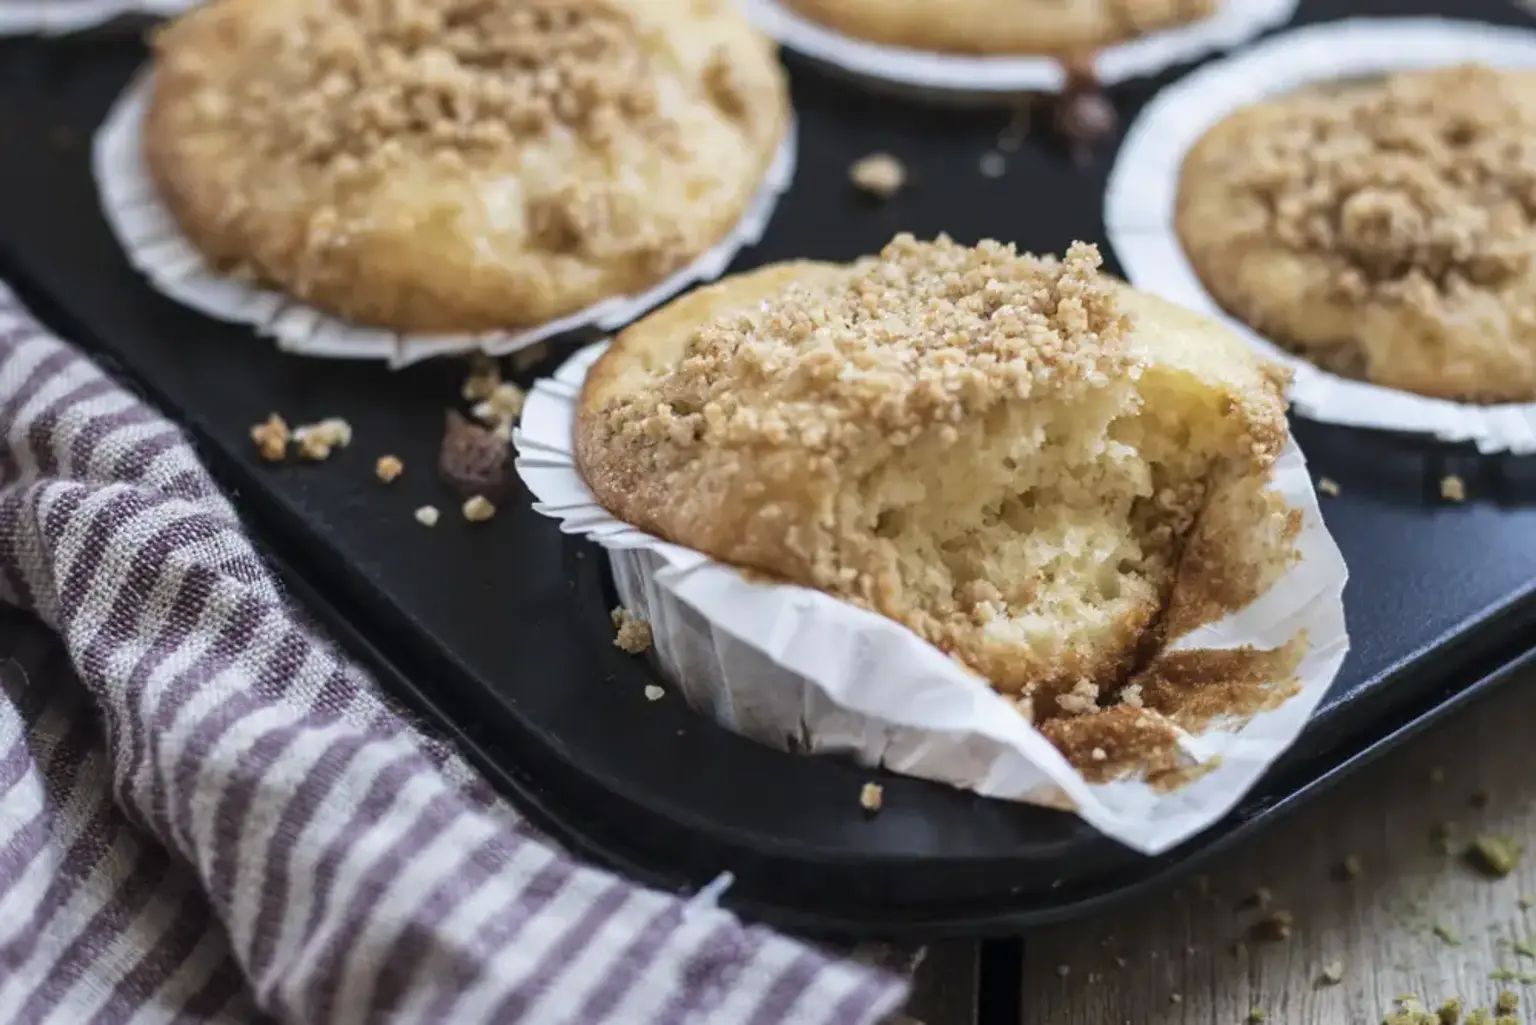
1178,64,1536,402
576,235,1297,722
780,0,1215,56
145,0,790,333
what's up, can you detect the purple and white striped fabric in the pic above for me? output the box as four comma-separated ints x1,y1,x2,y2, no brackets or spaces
0,282,909,1025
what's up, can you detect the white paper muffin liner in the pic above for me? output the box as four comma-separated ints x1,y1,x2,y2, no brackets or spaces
1106,18,1536,455
513,341,1351,856
736,0,1297,97
0,0,186,35
92,71,799,368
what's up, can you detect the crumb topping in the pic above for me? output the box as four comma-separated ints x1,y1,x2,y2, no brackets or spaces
375,454,404,482
294,417,352,461
1441,474,1467,502
849,152,906,199
251,413,290,462
461,494,497,522
415,504,441,526
1225,67,1536,306
599,235,1131,476
161,0,666,178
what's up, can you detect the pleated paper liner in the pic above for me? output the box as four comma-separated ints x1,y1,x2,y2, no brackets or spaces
0,0,185,35
93,71,799,368
735,0,1298,100
514,340,1350,856
1106,18,1536,455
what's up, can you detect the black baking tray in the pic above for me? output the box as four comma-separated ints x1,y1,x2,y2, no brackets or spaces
1,0,1534,941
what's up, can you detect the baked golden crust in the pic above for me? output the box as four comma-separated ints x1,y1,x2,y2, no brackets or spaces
576,235,1295,724
144,0,790,334
1177,65,1536,403
780,0,1215,56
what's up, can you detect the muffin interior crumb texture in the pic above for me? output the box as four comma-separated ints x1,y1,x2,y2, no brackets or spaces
147,0,788,332
578,235,1305,780
1178,65,1536,402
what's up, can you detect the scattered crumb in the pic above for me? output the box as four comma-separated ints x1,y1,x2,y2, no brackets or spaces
1439,998,1463,1025
1250,909,1294,942
511,343,549,374
1467,836,1523,878
472,382,527,430
1336,854,1364,881
1317,477,1341,497
375,455,404,483
462,355,501,402
461,494,497,523
440,410,510,502
1433,922,1461,946
250,413,290,462
610,607,653,654
859,782,885,813
1091,747,1107,762
849,152,906,199
414,505,440,527
293,417,352,461
1496,991,1518,1016
979,152,1006,178
1320,959,1344,985
643,684,665,701
1441,474,1467,502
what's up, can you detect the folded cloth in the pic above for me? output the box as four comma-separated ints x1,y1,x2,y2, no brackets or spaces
0,283,909,1025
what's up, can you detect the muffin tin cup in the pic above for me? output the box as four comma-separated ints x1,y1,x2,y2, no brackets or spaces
0,0,184,35
1106,17,1536,455
91,71,800,368
735,0,1298,98
514,340,1351,856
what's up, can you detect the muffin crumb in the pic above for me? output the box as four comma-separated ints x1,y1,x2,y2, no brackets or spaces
1467,836,1523,878
643,683,665,701
414,505,440,527
250,413,290,462
462,495,497,522
1317,477,1341,497
611,607,653,653
859,782,884,813
1441,475,1467,503
293,417,352,461
850,153,906,198
375,455,404,483
1320,960,1344,985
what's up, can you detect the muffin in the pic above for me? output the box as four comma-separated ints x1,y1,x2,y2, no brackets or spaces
143,0,790,334
1177,64,1536,403
778,0,1216,57
575,235,1299,725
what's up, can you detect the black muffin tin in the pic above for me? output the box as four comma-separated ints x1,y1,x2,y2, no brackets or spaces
1,0,1534,942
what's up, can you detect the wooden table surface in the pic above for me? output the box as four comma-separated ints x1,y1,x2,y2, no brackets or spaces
896,668,1536,1025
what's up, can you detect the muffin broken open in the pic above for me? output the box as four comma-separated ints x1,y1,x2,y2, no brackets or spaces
576,235,1304,766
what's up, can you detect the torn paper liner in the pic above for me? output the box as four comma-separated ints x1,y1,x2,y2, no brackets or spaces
735,0,1297,98
92,71,799,369
0,0,185,35
1106,18,1536,456
513,341,1350,856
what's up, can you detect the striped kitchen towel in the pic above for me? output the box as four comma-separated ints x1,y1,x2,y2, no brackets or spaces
0,282,909,1025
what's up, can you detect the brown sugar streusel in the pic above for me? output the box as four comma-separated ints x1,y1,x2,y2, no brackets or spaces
414,504,441,527
610,607,652,653
1440,475,1467,502
858,782,884,812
